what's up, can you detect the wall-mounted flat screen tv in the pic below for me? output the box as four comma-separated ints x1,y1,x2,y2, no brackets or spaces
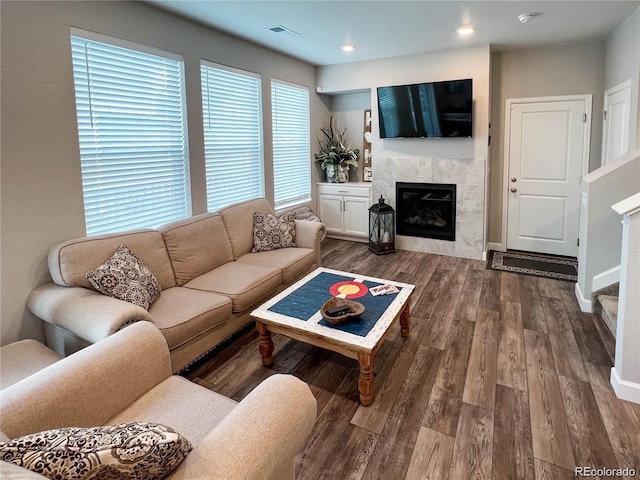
377,79,472,138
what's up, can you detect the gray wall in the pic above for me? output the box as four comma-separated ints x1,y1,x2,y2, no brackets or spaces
576,8,640,305
0,0,326,345
577,152,640,304
489,41,607,244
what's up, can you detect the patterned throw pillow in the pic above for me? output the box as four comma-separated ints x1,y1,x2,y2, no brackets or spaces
86,245,161,310
252,212,296,253
0,422,192,480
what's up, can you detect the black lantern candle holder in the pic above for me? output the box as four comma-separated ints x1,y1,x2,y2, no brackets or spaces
369,195,395,255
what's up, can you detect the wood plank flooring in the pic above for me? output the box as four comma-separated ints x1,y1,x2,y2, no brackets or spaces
186,239,640,480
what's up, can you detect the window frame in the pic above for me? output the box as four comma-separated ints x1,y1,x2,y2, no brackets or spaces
200,60,265,212
271,78,311,210
70,28,191,236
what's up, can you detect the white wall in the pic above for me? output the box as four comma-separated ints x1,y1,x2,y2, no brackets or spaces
576,151,640,310
0,0,325,345
605,6,640,152
489,41,607,245
574,8,640,309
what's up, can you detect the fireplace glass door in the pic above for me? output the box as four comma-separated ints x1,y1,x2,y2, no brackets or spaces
396,182,456,241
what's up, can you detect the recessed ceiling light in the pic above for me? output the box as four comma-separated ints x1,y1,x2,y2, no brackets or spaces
518,13,537,23
342,44,356,52
456,25,475,36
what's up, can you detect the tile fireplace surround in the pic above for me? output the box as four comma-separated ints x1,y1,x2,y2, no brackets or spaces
371,157,486,260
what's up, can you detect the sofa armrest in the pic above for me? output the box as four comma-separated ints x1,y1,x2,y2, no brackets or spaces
295,220,326,266
27,283,152,344
0,322,171,439
182,374,316,480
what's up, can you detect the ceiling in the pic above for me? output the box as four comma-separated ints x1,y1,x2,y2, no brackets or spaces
148,1,639,66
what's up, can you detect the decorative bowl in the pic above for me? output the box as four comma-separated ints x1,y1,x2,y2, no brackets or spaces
320,297,365,326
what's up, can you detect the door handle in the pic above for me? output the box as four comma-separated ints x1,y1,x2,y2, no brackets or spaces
511,187,518,193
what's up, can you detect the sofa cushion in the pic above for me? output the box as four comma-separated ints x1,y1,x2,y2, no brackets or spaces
0,422,192,480
49,229,176,290
158,213,234,286
148,287,232,350
185,262,282,312
219,198,274,260
86,245,161,310
0,340,62,390
110,376,237,446
252,212,296,252
238,248,315,284
0,461,49,479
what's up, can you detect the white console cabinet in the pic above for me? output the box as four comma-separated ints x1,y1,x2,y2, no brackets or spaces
317,183,372,241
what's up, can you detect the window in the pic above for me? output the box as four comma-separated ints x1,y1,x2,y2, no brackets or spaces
271,80,311,209
70,30,190,236
201,62,263,212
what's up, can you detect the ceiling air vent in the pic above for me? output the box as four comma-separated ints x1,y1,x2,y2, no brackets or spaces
267,25,300,37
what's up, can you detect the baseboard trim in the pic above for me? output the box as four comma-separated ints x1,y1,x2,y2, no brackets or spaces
486,242,505,253
592,265,621,293
574,282,592,313
611,367,640,404
325,233,368,243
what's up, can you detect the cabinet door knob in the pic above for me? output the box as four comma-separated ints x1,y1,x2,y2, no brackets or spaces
511,177,517,182
511,187,517,193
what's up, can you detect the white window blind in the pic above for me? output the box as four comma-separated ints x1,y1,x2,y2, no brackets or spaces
70,31,190,236
201,62,263,212
271,80,311,209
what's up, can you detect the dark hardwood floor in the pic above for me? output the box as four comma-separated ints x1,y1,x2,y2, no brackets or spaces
186,239,640,480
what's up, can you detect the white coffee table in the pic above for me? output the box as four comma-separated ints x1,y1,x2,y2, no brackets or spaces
251,267,414,405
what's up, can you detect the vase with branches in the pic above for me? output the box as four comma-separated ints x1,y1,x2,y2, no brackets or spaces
314,116,360,183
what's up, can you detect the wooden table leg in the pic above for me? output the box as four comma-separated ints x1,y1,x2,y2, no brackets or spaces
255,321,274,366
400,296,412,337
357,352,374,406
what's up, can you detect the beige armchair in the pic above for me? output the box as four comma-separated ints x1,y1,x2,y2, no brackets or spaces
0,322,317,479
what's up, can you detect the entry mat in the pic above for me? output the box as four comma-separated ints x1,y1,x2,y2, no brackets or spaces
487,250,578,282
267,272,399,337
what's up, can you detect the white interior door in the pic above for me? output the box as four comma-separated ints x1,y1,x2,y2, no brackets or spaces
601,80,631,166
506,98,589,257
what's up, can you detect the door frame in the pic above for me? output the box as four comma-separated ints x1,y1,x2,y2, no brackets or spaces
601,79,632,166
500,94,592,253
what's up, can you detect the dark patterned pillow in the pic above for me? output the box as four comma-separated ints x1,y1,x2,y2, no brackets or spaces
0,422,192,480
86,245,161,310
252,212,296,253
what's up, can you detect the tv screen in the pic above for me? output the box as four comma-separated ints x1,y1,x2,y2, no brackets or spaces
377,79,472,138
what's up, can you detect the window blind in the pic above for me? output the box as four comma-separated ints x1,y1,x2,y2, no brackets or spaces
271,80,311,209
70,33,190,236
201,62,263,212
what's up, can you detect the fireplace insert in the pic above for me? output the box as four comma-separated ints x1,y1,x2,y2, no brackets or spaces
396,182,456,241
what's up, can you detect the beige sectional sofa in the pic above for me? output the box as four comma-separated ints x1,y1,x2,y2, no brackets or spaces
0,321,317,479
28,198,325,372
0,339,62,390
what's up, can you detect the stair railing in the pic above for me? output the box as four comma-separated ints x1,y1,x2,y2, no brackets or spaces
610,192,640,404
